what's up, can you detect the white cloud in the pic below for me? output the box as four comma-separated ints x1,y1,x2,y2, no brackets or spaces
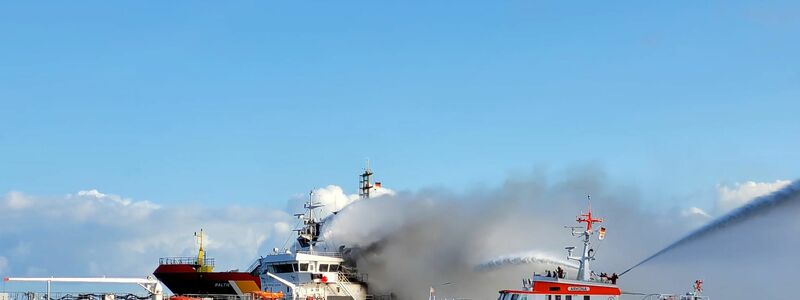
4,191,33,210
289,184,397,218
315,185,355,215
682,206,711,218
273,222,292,235
717,180,791,213
0,190,291,278
70,189,161,220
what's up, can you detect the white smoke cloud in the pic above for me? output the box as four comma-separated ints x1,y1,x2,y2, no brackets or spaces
0,190,291,281
322,169,701,299
289,184,396,219
322,172,800,300
716,180,791,213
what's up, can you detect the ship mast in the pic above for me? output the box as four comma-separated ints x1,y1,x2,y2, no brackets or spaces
359,160,373,199
194,229,213,272
296,191,324,252
566,196,603,281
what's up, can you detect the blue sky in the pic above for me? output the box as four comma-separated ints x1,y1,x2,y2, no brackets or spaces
1,0,799,210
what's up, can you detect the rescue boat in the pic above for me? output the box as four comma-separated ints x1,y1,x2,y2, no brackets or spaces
496,199,709,300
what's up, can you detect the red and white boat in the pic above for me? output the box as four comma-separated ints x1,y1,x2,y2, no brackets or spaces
497,199,709,300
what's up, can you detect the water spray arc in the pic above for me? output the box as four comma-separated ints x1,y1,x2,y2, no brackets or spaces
476,252,579,271
619,180,800,276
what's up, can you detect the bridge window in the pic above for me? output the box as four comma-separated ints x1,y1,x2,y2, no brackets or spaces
545,296,552,300
510,294,519,300
565,296,572,300
319,264,329,272
584,296,589,300
329,264,339,272
299,263,309,271
273,264,294,273
555,296,561,300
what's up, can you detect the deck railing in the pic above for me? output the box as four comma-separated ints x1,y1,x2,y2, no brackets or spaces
158,257,215,267
0,291,151,300
292,250,342,258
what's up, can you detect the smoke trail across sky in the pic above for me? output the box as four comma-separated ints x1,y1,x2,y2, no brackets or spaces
620,180,800,276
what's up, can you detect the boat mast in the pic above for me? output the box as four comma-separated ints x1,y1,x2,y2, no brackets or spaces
307,191,315,253
567,196,603,281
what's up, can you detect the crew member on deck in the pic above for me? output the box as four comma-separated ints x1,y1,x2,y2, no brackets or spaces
609,273,619,284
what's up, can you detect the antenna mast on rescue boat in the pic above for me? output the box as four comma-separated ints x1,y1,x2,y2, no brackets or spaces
566,195,606,281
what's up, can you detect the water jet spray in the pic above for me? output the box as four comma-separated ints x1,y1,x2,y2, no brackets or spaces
620,180,800,276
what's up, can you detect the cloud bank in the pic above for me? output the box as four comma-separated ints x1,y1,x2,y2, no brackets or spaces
716,180,792,213
0,190,291,281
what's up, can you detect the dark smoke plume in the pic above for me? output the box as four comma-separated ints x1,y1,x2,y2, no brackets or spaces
322,169,690,300
322,170,800,300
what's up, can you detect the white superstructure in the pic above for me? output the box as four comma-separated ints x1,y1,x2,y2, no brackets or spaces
254,166,378,300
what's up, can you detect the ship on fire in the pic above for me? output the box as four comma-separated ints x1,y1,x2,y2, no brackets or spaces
154,165,386,300
251,166,387,300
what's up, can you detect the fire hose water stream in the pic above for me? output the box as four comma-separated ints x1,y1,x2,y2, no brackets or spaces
476,251,580,271
619,180,800,276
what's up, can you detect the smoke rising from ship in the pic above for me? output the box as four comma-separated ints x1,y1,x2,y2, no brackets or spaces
321,168,692,299
321,170,800,300
619,179,800,276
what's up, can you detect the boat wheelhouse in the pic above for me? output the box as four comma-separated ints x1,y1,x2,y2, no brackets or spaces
258,250,368,300
499,276,620,300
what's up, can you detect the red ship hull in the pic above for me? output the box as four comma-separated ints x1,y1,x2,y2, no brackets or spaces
153,264,261,296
